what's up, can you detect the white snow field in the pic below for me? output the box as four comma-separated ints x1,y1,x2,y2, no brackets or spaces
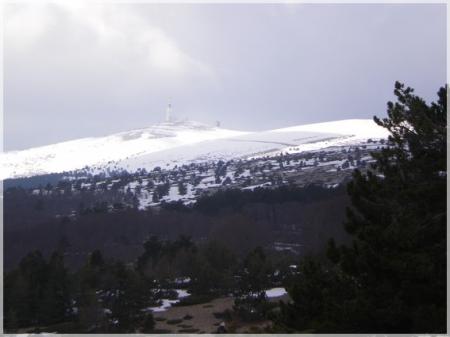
1,121,245,180
0,119,389,180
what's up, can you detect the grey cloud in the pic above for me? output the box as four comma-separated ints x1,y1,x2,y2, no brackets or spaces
4,3,446,150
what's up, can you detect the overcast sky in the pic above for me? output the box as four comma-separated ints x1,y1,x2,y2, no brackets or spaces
4,3,446,151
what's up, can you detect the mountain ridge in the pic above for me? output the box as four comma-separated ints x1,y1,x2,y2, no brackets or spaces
1,119,389,180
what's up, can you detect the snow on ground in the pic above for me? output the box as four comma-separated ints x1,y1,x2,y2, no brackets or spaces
145,299,178,313
137,190,153,210
144,289,191,313
160,183,195,204
144,287,285,313
163,185,183,203
111,119,388,173
240,169,251,177
258,119,390,159
175,289,190,298
0,121,246,180
1,119,388,179
271,119,388,139
196,175,218,189
174,277,191,285
242,182,272,190
265,287,288,298
109,129,340,173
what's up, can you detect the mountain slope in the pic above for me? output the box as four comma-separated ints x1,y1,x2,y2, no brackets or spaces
1,119,389,180
1,121,246,180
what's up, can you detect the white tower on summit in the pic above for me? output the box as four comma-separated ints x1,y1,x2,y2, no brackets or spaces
166,103,172,122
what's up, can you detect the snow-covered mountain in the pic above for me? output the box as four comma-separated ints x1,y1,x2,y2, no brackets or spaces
1,119,389,180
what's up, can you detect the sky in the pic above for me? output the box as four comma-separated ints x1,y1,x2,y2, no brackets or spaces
3,3,447,151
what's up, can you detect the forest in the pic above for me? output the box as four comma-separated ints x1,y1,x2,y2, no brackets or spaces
4,183,350,271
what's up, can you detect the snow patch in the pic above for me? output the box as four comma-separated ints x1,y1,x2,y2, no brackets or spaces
265,287,288,298
143,289,191,313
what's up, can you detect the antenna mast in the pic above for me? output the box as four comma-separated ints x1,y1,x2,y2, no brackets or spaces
166,103,172,122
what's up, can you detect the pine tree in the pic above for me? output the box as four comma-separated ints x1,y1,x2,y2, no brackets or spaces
77,287,106,332
178,181,187,195
17,251,48,326
152,191,159,203
279,82,447,333
38,252,71,325
338,82,447,332
110,262,153,333
233,247,272,321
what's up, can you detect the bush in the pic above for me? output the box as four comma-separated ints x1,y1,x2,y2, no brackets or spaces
234,294,274,322
173,294,214,306
166,318,183,325
141,314,155,333
151,328,172,333
213,309,232,321
178,328,200,333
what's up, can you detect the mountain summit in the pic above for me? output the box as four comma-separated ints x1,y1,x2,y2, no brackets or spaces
1,119,388,180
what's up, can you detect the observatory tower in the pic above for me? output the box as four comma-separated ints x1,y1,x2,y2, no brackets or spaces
166,103,172,122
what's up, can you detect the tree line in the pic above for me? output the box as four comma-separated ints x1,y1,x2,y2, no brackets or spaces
4,235,296,333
